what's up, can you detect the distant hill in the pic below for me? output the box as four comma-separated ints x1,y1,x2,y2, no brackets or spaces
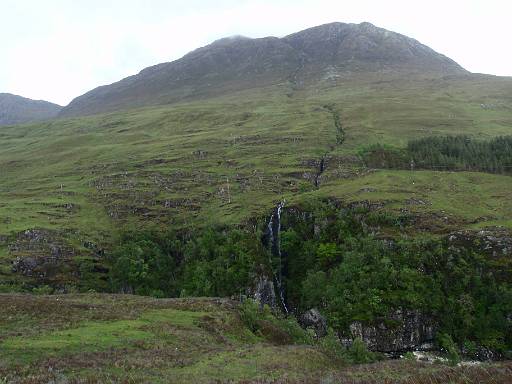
60,22,466,117
0,93,62,126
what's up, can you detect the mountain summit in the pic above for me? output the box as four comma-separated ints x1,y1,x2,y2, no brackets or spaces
284,22,462,72
0,93,62,126
60,22,465,117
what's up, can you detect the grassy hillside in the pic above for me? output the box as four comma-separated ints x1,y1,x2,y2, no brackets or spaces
0,73,511,289
1,293,511,383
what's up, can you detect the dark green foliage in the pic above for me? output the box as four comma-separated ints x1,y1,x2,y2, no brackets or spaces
109,202,512,355
239,299,312,345
179,229,263,297
32,285,54,295
319,331,380,364
347,338,381,364
318,328,346,360
239,298,263,333
437,333,461,365
109,227,264,298
280,203,512,353
361,136,512,174
109,229,182,297
408,135,512,174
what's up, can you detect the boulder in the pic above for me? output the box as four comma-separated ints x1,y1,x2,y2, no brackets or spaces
300,308,328,337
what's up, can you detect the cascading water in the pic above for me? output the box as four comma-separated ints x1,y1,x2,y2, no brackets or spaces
266,201,288,314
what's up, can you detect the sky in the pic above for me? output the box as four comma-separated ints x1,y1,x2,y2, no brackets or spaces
1,0,511,106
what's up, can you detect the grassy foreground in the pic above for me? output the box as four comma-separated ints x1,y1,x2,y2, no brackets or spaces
0,293,510,383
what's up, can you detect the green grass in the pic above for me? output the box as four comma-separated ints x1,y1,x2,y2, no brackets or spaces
1,308,207,365
314,170,512,230
0,73,511,287
0,294,334,383
0,293,510,384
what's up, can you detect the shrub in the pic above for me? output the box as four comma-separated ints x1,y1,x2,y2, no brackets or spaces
32,285,53,295
347,338,380,364
318,329,346,360
438,333,461,366
238,299,312,345
239,299,262,333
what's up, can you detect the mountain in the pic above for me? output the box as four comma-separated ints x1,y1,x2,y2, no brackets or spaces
2,21,510,291
0,93,62,126
60,22,466,117
1,21,512,379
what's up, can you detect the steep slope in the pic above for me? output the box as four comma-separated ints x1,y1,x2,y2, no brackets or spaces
1,21,511,376
0,93,62,126
283,22,464,75
1,74,511,291
60,22,466,117
1,21,510,294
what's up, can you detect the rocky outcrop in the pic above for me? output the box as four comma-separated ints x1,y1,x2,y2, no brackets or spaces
9,229,75,279
252,276,277,310
341,309,436,353
461,344,498,361
300,308,328,337
448,228,512,258
0,234,9,245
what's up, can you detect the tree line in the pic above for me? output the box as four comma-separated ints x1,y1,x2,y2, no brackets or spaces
361,135,512,174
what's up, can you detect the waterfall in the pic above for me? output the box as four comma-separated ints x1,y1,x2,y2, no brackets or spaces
266,200,288,314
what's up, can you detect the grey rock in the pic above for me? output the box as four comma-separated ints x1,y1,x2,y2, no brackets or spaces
60,22,465,117
461,344,497,361
0,234,9,245
448,228,512,257
341,309,435,353
11,256,39,276
300,308,328,337
475,346,496,361
8,228,75,278
252,276,277,309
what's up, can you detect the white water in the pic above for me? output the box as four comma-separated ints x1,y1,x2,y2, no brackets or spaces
411,351,482,366
267,201,288,314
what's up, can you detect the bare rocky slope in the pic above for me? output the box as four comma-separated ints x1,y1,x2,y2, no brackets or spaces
60,22,466,117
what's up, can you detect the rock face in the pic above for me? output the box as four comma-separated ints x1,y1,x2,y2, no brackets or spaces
283,22,462,75
252,276,277,309
341,309,436,353
0,93,62,126
60,22,466,117
448,228,512,258
300,308,328,337
9,229,74,279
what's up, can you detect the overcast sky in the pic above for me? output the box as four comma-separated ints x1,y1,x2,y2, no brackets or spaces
1,0,511,105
